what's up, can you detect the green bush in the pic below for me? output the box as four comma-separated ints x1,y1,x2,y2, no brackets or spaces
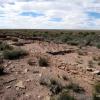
3,49,28,60
39,57,49,67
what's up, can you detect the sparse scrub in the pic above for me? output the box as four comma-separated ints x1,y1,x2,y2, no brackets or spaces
51,90,75,100
39,76,51,86
94,82,100,93
88,60,94,68
39,57,49,67
11,37,18,42
13,42,24,46
62,75,69,81
93,82,100,100
0,42,13,51
96,44,100,49
65,82,85,93
40,77,63,95
50,78,63,94
3,49,28,60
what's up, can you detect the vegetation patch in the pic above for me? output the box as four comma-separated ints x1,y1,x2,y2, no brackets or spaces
65,82,85,93
88,60,94,68
40,77,63,95
3,49,28,60
39,57,49,67
96,44,100,49
51,90,75,100
93,82,100,100
0,42,13,51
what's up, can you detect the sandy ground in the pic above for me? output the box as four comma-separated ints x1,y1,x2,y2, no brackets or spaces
0,39,100,100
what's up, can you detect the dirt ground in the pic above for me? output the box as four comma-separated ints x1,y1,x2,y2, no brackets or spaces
0,38,100,100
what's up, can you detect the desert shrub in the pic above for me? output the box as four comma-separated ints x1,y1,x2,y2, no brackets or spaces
39,76,51,86
13,42,24,46
51,90,75,100
93,82,100,100
93,94,100,100
57,91,75,100
3,49,28,60
62,75,69,81
78,50,87,56
88,60,94,68
94,82,100,93
67,40,79,46
39,57,49,67
66,82,85,93
50,79,63,94
11,37,18,42
96,44,100,49
40,77,63,95
0,42,13,51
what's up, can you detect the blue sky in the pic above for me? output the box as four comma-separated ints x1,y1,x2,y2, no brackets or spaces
20,11,44,17
0,0,100,29
88,12,100,19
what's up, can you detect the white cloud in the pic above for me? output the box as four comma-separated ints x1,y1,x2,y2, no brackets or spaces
0,0,100,29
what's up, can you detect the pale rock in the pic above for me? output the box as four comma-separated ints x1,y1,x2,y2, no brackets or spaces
6,86,11,89
24,69,29,73
39,73,42,77
93,70,100,75
15,81,25,89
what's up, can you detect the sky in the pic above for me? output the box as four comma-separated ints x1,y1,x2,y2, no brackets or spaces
0,0,100,29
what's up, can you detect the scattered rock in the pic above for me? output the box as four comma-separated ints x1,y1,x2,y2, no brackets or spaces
6,86,11,89
15,81,25,89
93,70,100,75
26,79,32,82
71,70,78,74
86,68,93,72
24,68,29,73
37,95,41,99
46,49,74,55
